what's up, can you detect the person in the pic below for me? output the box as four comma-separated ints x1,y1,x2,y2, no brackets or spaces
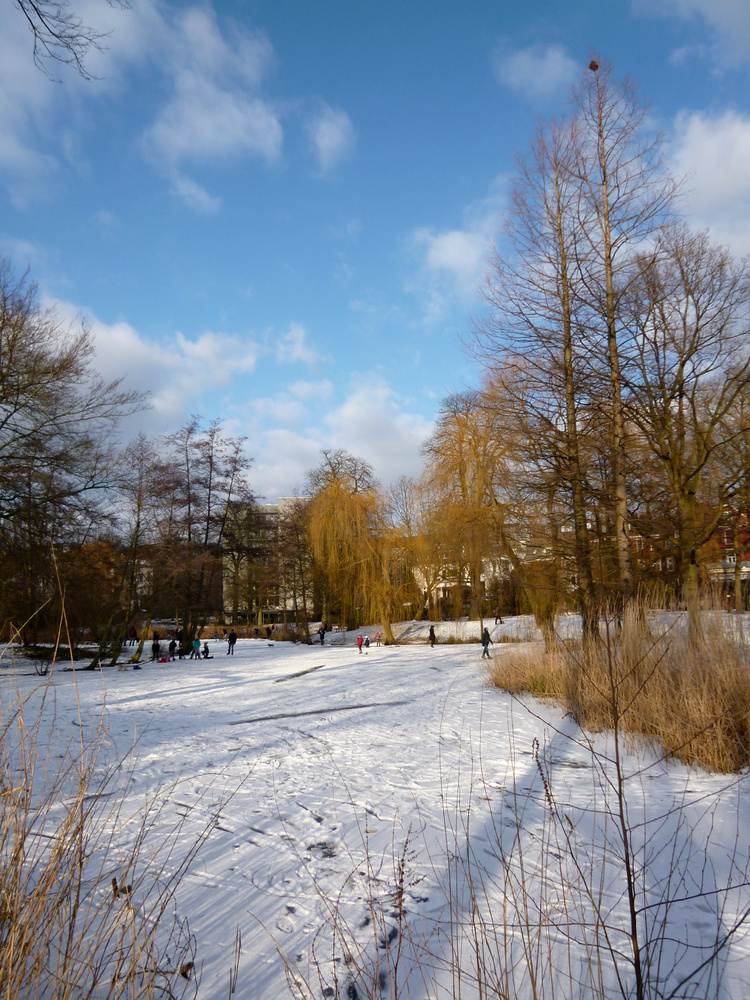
318,624,325,645
227,629,237,655
364,636,370,653
214,630,220,641
495,611,504,625
168,638,177,661
356,634,364,654
151,638,160,661
190,637,201,659
375,630,381,646
429,625,436,648
481,627,493,659
202,642,212,659
128,626,138,646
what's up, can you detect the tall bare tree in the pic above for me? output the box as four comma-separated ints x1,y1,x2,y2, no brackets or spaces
573,58,676,601
157,418,253,650
13,0,130,79
478,117,601,639
476,59,677,631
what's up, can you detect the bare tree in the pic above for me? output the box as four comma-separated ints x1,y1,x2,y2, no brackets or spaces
478,116,601,640
0,258,145,641
624,226,750,639
476,58,677,630
13,0,130,79
156,418,253,650
305,447,378,496
573,58,677,601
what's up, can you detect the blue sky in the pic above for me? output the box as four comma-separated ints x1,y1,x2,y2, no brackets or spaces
2,0,749,501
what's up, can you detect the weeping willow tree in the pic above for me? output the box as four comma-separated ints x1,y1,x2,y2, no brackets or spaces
305,449,401,643
421,392,507,621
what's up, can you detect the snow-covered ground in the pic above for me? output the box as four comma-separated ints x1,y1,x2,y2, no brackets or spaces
3,615,750,999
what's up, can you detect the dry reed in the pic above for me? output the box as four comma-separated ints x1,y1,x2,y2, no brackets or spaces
487,610,750,772
0,680,212,999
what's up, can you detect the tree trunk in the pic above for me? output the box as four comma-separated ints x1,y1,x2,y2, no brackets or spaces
734,525,744,614
685,559,702,646
130,617,151,663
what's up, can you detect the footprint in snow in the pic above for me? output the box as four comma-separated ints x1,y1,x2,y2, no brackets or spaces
276,903,298,933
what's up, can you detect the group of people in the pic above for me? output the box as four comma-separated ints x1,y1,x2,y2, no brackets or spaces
136,620,497,665
144,628,238,662
135,619,498,663
356,634,371,653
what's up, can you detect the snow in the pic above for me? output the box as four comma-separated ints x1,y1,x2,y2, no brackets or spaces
3,616,750,999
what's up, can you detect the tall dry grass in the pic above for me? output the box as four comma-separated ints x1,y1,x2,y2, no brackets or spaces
0,679,213,999
487,609,750,773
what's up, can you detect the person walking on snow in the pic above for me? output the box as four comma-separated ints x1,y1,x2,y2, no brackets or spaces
357,635,364,654
227,629,237,655
429,625,436,647
481,627,493,659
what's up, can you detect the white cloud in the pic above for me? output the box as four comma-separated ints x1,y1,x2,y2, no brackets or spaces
141,6,283,208
288,379,334,402
168,171,222,213
633,0,750,67
250,429,323,501
0,236,46,265
252,394,308,426
324,376,433,485
1,1,356,208
144,78,283,168
47,296,264,432
668,109,750,255
0,0,283,209
240,376,433,501
306,104,356,173
0,0,166,202
275,322,323,367
493,42,579,100
69,0,165,83
411,228,488,301
407,177,507,318
0,11,62,201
